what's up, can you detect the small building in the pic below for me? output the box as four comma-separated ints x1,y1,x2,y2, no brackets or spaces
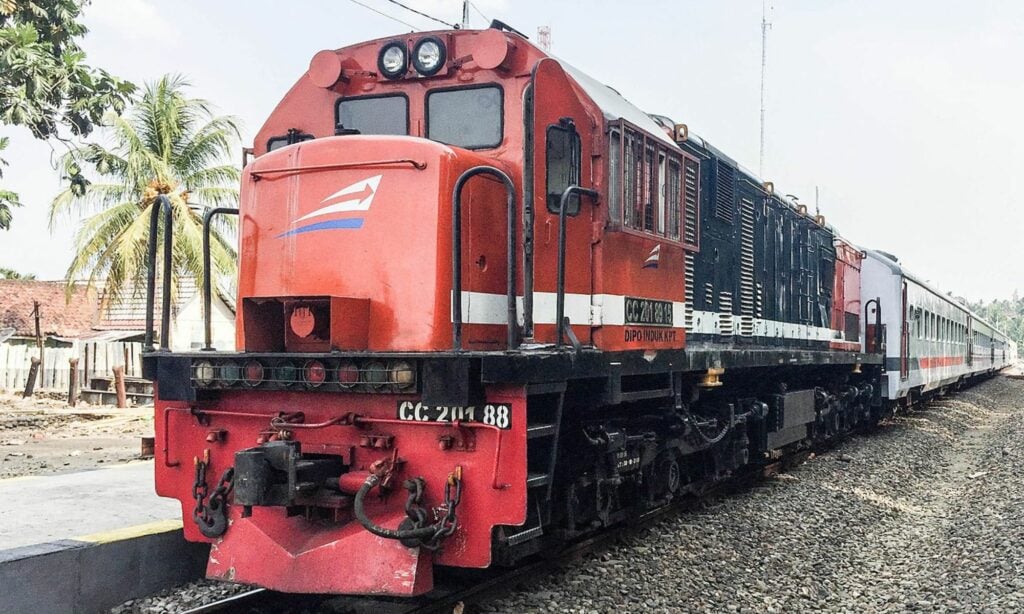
0,277,236,393
0,280,99,347
95,277,237,351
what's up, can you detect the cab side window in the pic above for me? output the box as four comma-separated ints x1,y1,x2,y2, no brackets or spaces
546,122,581,215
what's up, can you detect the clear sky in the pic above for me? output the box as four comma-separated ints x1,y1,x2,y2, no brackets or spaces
1,0,1022,301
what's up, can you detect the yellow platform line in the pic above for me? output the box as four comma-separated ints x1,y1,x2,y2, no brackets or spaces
74,519,184,544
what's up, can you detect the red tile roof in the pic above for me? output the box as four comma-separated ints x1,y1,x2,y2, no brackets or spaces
94,278,196,331
0,280,99,338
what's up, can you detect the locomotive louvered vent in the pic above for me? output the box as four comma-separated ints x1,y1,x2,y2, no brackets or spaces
715,160,735,223
683,158,700,245
739,198,756,318
684,253,695,331
718,292,734,335
705,282,714,311
684,253,695,303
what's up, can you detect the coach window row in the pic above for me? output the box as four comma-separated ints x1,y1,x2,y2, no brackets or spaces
607,120,699,249
915,308,967,344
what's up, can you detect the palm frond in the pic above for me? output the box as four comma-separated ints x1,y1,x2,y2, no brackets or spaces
53,74,240,301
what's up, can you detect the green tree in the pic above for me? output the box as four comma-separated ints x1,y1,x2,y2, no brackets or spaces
1,0,134,137
50,74,239,304
1,0,135,229
0,266,35,279
0,136,20,229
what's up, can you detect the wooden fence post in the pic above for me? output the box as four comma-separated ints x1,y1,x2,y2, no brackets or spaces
68,358,79,406
112,365,127,408
23,357,40,398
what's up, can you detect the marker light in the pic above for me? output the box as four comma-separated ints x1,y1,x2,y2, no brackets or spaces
276,361,298,386
243,360,264,387
220,361,240,386
303,360,327,388
194,360,215,387
337,361,360,389
362,361,389,389
378,41,407,79
389,360,415,389
412,37,446,76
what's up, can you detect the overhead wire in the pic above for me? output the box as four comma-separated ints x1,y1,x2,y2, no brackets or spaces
468,1,489,25
347,0,420,30
383,0,458,29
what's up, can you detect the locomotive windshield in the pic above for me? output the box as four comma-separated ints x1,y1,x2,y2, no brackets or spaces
336,94,408,135
426,85,502,149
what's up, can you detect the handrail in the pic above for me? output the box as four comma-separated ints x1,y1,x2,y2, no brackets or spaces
144,194,174,351
202,207,240,351
864,296,882,354
250,158,426,180
555,185,599,348
451,166,518,351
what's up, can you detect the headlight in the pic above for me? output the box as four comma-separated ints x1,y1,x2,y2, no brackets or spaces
378,41,407,79
194,360,215,387
412,37,446,76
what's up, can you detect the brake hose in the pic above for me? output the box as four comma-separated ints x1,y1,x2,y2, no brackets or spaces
353,474,438,540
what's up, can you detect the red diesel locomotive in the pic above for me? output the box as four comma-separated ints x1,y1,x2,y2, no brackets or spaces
145,24,883,596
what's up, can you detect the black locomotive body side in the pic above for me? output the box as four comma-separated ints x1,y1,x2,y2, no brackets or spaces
679,136,837,351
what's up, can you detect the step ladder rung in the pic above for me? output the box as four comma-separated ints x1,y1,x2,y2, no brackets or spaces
527,423,557,438
505,525,544,546
527,473,551,488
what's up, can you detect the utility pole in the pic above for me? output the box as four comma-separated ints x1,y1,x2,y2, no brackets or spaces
461,0,470,28
759,0,772,177
538,26,552,52
32,300,43,388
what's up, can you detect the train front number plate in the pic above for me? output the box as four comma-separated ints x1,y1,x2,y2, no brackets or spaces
396,401,512,429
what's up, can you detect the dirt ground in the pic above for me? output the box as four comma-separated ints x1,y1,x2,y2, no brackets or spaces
0,391,153,478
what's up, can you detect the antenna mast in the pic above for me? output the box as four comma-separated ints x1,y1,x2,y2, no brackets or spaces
461,0,470,28
759,0,772,177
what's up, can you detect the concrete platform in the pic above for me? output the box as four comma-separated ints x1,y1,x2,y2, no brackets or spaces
0,462,209,614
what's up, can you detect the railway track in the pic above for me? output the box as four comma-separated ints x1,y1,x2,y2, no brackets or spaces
180,468,768,614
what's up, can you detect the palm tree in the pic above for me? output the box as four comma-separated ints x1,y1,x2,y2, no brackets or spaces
0,136,21,230
50,74,239,304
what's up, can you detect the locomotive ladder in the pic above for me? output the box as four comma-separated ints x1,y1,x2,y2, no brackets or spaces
506,381,566,546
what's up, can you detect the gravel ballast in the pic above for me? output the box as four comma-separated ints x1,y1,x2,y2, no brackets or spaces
480,375,1024,613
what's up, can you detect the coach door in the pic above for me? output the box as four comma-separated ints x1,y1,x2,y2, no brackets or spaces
967,316,973,366
528,58,596,345
900,281,910,379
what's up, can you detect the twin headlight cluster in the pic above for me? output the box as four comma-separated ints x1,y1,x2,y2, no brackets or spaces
378,36,447,79
190,357,416,392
